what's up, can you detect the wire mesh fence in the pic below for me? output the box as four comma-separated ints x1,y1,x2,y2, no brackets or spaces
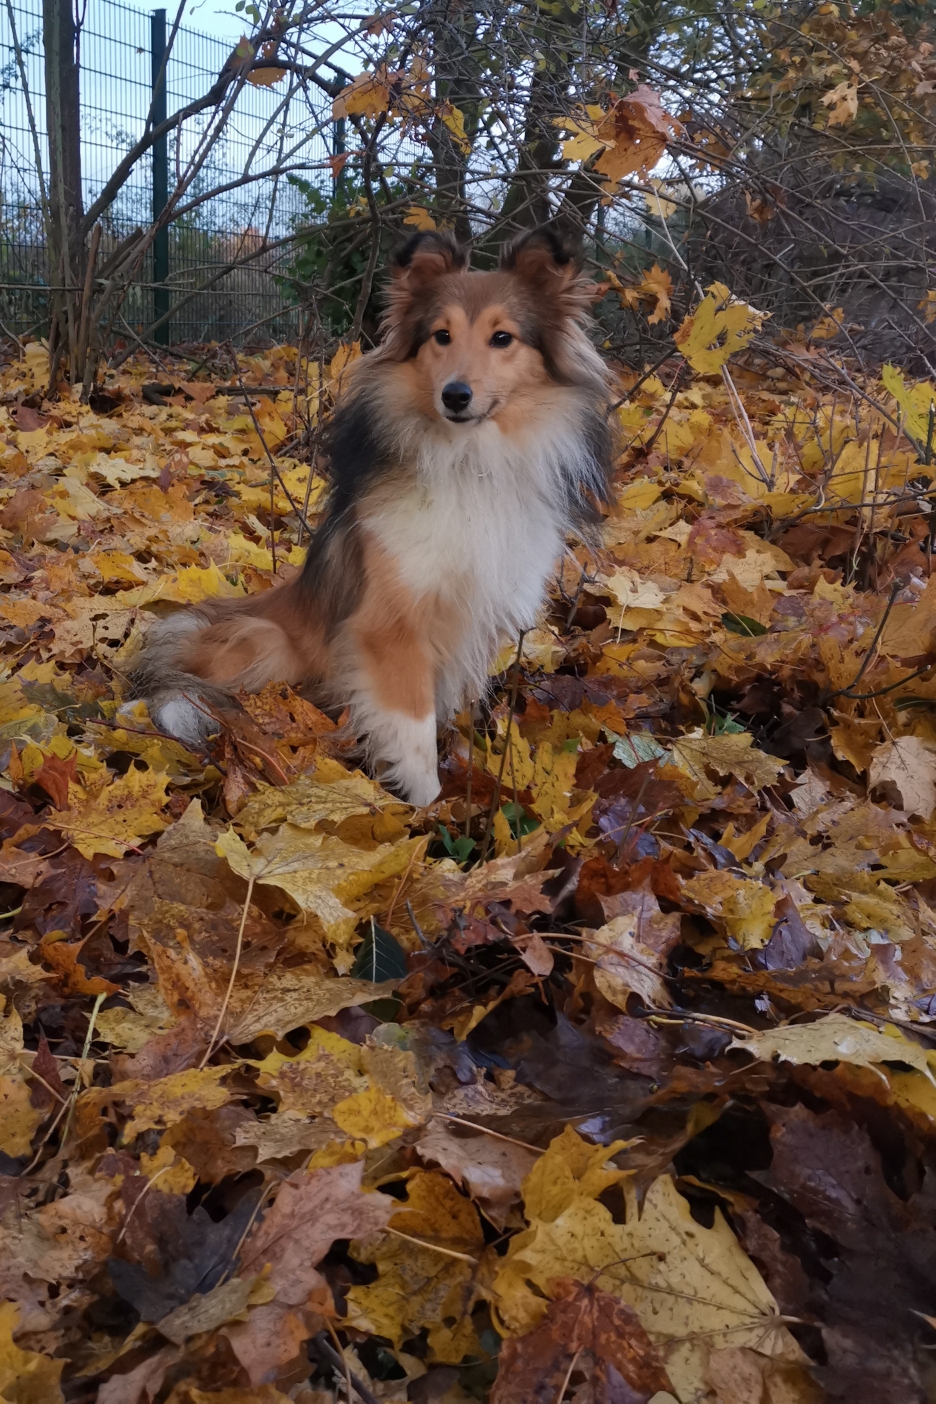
0,0,334,344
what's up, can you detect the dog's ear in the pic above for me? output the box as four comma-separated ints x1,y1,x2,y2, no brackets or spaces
390,230,468,287
499,224,581,291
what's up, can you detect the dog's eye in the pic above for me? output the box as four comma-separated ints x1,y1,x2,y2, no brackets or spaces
490,331,513,348
433,329,451,346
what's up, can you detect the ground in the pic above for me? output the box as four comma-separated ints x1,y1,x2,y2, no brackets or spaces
1,334,936,1404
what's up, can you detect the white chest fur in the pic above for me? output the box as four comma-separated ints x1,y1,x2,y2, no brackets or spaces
362,412,585,711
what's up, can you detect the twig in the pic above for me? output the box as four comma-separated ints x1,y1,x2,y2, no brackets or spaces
836,662,935,702
58,992,105,1151
236,369,313,538
826,581,900,700
405,897,431,951
77,223,102,395
465,702,475,841
312,1331,380,1404
479,632,526,864
327,1319,355,1403
200,874,255,1067
385,1225,478,1263
641,364,685,458
555,1346,582,1403
434,1113,541,1152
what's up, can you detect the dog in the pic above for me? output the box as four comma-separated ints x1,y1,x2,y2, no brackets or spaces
131,224,614,805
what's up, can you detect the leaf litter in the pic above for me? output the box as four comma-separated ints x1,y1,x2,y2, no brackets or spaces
4,341,936,1401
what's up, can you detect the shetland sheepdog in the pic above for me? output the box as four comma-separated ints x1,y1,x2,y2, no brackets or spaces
132,224,613,805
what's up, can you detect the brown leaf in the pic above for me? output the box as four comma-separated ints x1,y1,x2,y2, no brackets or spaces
29,1035,66,1110
490,1277,672,1403
34,750,78,808
706,1347,824,1404
416,1117,538,1228
14,403,49,431
238,1161,393,1305
39,931,119,995
227,1162,392,1385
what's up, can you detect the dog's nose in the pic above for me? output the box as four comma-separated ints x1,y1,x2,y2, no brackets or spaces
441,381,472,413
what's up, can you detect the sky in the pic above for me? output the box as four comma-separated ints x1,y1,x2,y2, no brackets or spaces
121,0,245,42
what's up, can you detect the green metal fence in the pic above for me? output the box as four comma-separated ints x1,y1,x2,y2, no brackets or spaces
0,0,334,344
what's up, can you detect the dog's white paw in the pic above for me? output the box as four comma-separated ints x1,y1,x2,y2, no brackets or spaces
402,770,442,808
151,694,219,744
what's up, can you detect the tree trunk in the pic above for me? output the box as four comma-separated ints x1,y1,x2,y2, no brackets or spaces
44,0,83,384
427,0,480,244
498,60,564,238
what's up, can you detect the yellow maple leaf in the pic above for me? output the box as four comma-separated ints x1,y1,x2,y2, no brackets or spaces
122,1065,232,1140
731,1014,936,1082
0,1301,63,1403
681,869,778,949
493,1165,795,1400
918,290,936,325
117,560,244,606
670,729,785,800
0,1071,45,1157
404,205,437,231
674,283,770,374
48,765,171,859
328,340,362,394
440,102,471,152
530,742,580,828
251,1026,366,1115
88,549,149,584
216,825,420,965
332,1085,419,1147
332,70,391,119
522,1126,630,1223
348,1170,486,1362
822,78,859,126
882,364,936,446
637,263,674,324
139,1142,198,1194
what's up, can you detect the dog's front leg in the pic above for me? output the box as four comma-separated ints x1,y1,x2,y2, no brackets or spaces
347,619,441,807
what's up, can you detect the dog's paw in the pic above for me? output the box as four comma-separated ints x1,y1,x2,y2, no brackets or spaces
402,771,442,808
150,694,219,745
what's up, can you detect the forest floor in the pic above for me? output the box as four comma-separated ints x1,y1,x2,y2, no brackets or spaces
1,335,936,1404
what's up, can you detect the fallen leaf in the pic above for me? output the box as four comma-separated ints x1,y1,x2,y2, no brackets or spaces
491,1277,672,1403
416,1118,538,1229
869,735,936,819
49,766,171,858
494,1130,798,1399
0,1300,64,1402
731,1013,936,1081
348,1170,486,1363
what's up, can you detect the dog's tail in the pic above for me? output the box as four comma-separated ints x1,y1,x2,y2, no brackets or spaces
129,610,238,744
129,591,314,744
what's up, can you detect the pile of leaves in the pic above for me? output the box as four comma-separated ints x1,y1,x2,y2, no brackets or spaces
3,319,936,1404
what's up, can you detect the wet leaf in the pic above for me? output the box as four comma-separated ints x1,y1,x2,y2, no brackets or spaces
491,1278,672,1403
350,919,409,982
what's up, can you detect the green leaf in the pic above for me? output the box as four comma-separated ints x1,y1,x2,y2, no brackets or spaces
351,918,409,983
722,611,768,637
501,802,540,840
437,824,476,864
710,711,746,735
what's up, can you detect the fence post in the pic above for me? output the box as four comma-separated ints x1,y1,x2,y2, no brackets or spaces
43,0,83,376
151,8,169,343
333,117,346,198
